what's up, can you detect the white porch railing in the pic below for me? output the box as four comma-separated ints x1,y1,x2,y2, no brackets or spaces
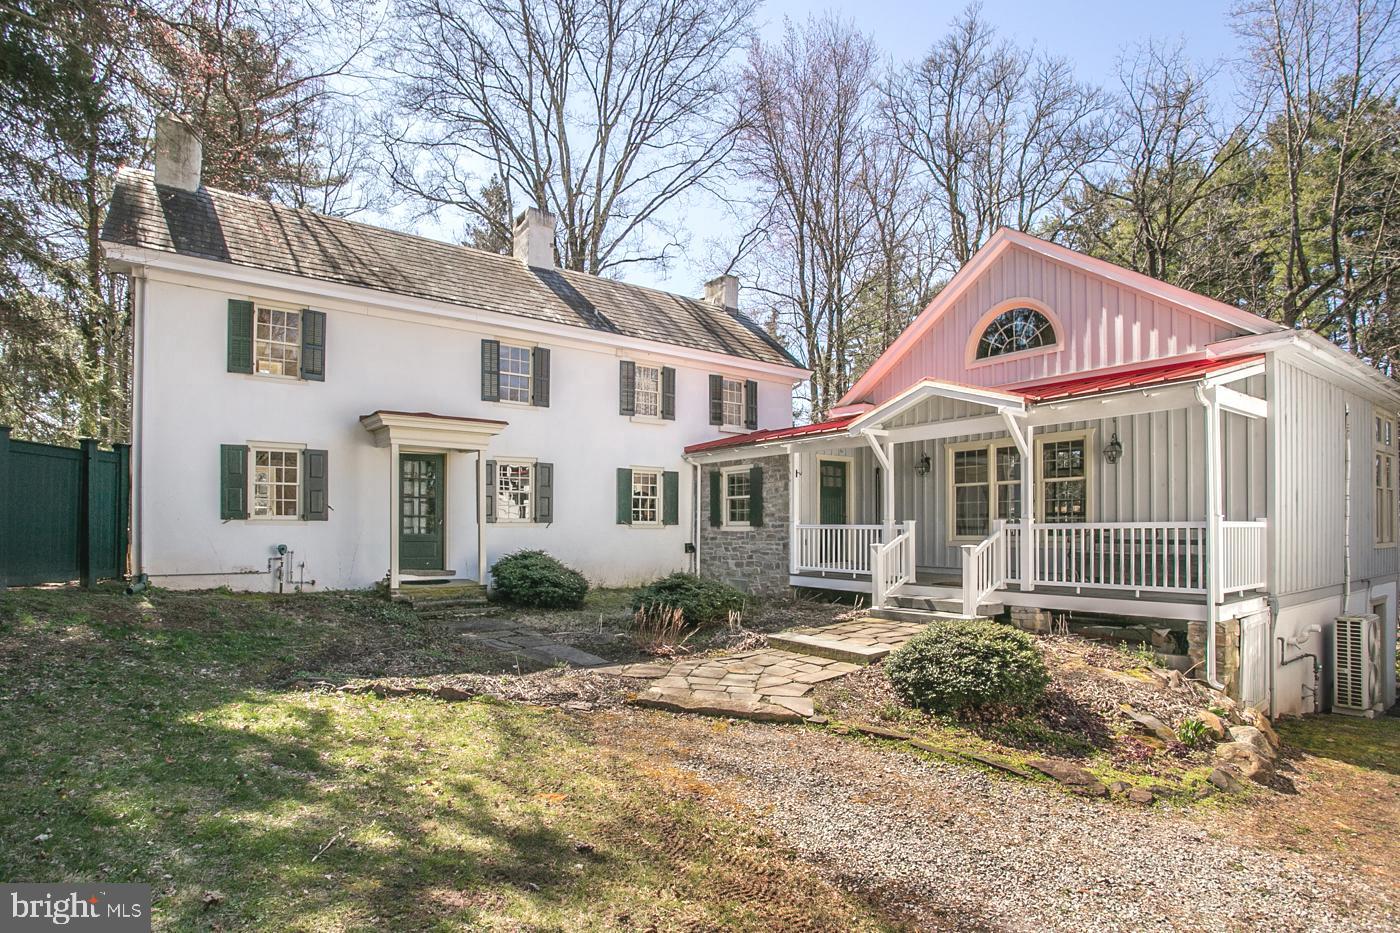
1221,521,1267,593
795,523,897,575
871,521,916,609
961,520,1007,616
1001,520,1267,596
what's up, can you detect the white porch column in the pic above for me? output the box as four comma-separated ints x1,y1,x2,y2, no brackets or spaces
1198,386,1227,689
476,451,488,586
787,444,800,575
388,441,401,592
1000,410,1035,592
862,430,895,538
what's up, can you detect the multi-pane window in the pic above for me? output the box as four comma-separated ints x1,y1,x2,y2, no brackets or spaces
400,458,438,536
974,306,1056,360
949,438,1081,538
724,469,751,525
632,469,661,524
251,448,299,518
951,448,990,537
499,344,532,403
496,461,533,522
1378,416,1395,546
1041,438,1087,523
254,307,301,376
635,365,662,418
995,446,1023,522
722,378,744,427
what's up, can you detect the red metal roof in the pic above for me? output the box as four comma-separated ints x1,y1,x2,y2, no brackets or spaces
1013,354,1264,402
683,415,858,454
685,353,1264,455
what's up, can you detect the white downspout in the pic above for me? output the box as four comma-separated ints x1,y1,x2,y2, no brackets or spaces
1195,384,1227,690
692,460,702,576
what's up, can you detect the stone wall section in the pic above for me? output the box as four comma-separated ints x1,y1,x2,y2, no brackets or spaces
698,453,791,598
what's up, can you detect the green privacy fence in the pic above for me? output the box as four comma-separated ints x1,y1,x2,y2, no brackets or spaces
0,427,130,587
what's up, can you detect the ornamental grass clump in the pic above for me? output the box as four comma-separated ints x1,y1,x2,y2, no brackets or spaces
884,618,1049,718
490,550,589,609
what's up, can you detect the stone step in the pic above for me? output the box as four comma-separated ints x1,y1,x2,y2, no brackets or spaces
766,631,895,664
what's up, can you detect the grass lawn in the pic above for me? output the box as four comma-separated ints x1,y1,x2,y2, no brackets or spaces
0,587,882,931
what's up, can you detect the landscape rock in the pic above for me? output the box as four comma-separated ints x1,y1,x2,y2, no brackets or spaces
1125,787,1155,806
1028,759,1109,797
432,685,477,701
1228,725,1277,760
1214,741,1274,783
1120,704,1178,743
1242,707,1282,749
1108,781,1130,795
1208,765,1247,793
1197,709,1228,740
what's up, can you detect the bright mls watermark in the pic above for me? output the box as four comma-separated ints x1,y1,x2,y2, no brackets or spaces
2,885,150,931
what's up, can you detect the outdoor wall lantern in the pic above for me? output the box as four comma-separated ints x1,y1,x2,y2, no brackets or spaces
1103,420,1124,465
915,452,932,476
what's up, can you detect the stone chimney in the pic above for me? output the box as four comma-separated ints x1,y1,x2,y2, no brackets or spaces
512,207,557,269
154,114,202,192
704,274,739,310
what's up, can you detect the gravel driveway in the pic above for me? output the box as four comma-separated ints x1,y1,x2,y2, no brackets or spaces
595,711,1396,932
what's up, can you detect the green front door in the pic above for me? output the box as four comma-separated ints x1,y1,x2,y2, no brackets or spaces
400,453,445,572
819,459,849,525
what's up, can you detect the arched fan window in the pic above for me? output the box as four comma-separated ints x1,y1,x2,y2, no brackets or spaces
974,306,1057,360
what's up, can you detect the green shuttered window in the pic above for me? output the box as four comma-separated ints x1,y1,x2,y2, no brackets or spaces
617,468,680,526
219,444,329,522
228,299,327,381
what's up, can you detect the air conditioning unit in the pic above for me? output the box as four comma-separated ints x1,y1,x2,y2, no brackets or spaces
1333,614,1384,717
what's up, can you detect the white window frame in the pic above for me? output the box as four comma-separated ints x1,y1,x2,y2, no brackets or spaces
1376,415,1395,547
631,466,663,526
248,443,304,521
721,465,752,528
253,305,301,378
945,430,1092,542
634,364,663,419
721,378,744,428
495,459,535,523
498,343,533,405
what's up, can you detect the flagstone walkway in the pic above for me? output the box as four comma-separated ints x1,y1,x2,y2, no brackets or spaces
602,615,932,722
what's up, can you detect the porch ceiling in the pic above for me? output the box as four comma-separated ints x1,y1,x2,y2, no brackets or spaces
359,410,508,451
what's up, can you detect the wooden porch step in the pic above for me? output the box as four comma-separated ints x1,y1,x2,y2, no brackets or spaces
890,594,1004,617
868,606,992,624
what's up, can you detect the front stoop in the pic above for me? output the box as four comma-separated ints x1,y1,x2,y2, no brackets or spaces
619,616,928,724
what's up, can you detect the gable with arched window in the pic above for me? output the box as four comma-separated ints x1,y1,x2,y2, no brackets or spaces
970,302,1059,363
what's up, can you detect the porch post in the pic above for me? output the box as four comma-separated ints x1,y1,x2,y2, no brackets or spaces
861,430,895,539
476,451,488,586
787,444,800,575
1199,387,1227,689
388,441,401,592
1022,423,1036,592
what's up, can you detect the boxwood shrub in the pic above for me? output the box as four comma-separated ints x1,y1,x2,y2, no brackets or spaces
631,573,744,626
884,618,1049,717
490,550,589,609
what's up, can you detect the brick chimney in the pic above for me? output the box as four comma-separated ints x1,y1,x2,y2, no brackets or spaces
512,207,557,269
154,114,202,192
704,274,739,310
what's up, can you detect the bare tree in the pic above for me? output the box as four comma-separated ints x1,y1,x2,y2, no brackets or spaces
736,15,882,417
882,4,1114,266
1070,42,1253,284
1233,0,1400,329
380,0,756,274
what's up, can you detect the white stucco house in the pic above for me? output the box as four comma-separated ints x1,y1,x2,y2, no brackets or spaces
684,229,1399,719
100,119,807,595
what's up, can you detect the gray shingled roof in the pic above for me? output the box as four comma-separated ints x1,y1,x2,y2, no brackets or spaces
101,168,801,368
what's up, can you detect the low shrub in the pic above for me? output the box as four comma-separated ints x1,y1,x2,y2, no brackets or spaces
490,550,589,609
631,573,744,626
884,618,1049,717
